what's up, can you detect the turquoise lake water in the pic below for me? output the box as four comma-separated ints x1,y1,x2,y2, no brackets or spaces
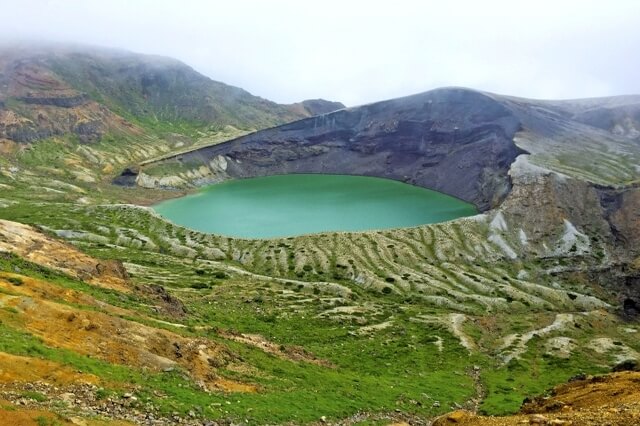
152,174,477,238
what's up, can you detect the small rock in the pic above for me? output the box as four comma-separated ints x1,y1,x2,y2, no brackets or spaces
320,416,327,423
81,318,98,331
446,410,468,422
122,392,133,399
612,359,639,372
529,414,547,425
549,420,572,425
432,401,441,408
568,373,587,382
60,392,76,405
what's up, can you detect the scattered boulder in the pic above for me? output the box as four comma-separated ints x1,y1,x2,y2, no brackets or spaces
528,414,548,425
612,359,639,372
432,410,473,425
140,284,187,317
112,167,139,187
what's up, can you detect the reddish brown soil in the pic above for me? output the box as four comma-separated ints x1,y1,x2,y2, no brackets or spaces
0,219,130,292
434,371,640,425
0,353,98,385
0,272,256,394
0,399,134,425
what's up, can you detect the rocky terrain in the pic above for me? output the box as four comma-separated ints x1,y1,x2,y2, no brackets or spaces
127,88,524,210
0,43,639,425
434,370,640,425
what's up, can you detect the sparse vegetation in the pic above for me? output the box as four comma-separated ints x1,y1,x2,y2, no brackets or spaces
7,276,23,286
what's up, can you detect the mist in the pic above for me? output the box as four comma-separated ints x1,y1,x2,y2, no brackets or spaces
2,0,639,106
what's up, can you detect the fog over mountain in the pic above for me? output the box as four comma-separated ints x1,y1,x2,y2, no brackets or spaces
2,0,640,106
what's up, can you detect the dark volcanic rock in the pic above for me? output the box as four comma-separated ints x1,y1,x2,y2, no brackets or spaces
4,125,47,143
166,88,525,210
597,186,640,253
112,167,139,187
73,119,103,143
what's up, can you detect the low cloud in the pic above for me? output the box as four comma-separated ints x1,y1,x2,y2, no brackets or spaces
2,0,639,106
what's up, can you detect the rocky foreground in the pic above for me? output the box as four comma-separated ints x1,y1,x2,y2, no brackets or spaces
1,370,639,425
434,371,640,426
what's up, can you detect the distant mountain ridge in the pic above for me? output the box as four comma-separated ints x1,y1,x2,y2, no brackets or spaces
0,42,344,144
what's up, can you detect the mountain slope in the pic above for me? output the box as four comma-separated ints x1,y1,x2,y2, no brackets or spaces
534,95,640,140
0,42,344,197
0,42,344,144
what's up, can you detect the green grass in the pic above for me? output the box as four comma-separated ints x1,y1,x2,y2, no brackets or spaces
6,276,23,286
0,250,475,422
0,306,472,423
0,215,631,424
0,151,636,424
479,354,608,415
22,391,47,402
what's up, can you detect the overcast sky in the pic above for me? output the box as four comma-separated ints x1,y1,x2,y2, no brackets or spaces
2,0,639,106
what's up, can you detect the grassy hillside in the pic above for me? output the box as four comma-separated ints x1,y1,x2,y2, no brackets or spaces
0,48,638,424
0,42,318,139
0,192,636,424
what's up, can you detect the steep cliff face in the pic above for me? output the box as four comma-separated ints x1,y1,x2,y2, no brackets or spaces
134,88,526,210
131,88,640,211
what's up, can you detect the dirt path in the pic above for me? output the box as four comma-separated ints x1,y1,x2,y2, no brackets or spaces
448,313,477,352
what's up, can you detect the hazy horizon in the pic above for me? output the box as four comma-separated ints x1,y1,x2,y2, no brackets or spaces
2,0,639,106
